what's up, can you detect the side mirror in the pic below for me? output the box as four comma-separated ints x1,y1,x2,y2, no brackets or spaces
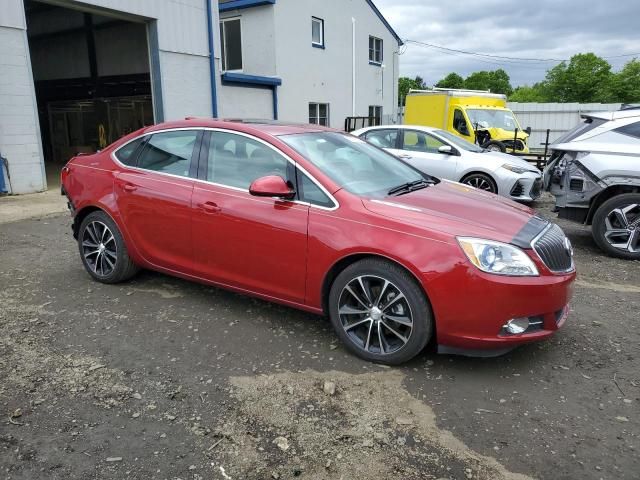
438,145,453,155
249,175,295,200
525,126,532,135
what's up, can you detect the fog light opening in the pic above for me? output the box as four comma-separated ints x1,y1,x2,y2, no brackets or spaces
503,317,530,335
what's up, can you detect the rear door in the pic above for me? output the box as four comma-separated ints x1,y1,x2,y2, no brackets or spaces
114,129,202,273
190,130,309,303
399,129,457,179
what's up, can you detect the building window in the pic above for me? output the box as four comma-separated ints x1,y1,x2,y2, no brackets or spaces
220,18,242,71
369,106,382,125
312,17,324,48
309,103,329,126
369,36,383,64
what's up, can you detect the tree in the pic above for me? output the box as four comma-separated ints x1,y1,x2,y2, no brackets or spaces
544,53,613,102
463,69,513,96
398,75,427,106
509,84,548,102
435,72,464,89
609,58,640,104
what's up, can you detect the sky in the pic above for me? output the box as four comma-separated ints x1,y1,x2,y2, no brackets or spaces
373,0,640,87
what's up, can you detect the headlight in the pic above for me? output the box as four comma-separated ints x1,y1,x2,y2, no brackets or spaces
457,237,539,276
502,164,529,174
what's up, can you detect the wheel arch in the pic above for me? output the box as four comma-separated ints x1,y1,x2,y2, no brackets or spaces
320,252,434,318
459,170,499,194
586,184,640,225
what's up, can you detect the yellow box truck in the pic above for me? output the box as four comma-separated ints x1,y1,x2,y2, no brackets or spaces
404,88,531,154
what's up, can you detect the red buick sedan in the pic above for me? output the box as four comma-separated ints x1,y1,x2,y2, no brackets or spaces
61,119,575,364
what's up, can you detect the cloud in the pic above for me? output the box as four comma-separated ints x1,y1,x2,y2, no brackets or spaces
374,0,640,86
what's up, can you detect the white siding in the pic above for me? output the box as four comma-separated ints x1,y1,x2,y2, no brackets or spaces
509,102,623,149
218,85,274,118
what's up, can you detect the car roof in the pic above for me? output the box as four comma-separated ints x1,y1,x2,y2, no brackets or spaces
354,124,439,133
582,109,640,122
142,118,335,137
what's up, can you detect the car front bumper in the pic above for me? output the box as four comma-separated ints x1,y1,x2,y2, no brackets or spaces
426,255,576,355
498,171,543,202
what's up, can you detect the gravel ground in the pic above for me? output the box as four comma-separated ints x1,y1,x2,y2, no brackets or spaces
0,193,638,480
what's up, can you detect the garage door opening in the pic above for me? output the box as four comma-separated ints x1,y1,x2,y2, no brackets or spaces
25,0,155,187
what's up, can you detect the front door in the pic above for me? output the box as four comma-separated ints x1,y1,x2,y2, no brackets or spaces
398,129,458,180
191,130,309,304
114,129,201,273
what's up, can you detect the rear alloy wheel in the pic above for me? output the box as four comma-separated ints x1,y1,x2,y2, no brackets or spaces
461,173,498,194
328,259,432,364
592,194,640,260
78,211,139,283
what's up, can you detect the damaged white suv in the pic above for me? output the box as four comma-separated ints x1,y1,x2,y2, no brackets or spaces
544,108,640,260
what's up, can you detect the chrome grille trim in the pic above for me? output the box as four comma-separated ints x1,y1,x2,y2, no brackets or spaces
531,223,575,273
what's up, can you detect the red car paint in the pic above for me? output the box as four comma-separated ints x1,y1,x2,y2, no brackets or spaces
61,119,575,354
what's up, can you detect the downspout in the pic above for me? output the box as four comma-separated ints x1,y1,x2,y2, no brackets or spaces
351,17,356,116
206,0,219,117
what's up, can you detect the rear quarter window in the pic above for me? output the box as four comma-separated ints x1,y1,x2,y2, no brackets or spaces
115,136,146,166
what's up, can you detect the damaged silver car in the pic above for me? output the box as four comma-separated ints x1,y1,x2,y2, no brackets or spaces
544,108,640,260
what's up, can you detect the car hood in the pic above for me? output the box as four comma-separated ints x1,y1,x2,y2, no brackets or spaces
362,180,536,244
462,150,539,173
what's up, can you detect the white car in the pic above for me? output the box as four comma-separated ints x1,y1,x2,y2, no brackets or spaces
352,125,542,202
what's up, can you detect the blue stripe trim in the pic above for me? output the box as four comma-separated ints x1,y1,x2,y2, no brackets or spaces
219,0,275,11
221,72,282,87
365,0,403,46
206,0,218,117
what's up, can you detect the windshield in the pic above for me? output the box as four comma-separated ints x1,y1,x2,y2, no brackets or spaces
280,132,426,197
433,129,484,152
553,117,606,144
467,109,520,131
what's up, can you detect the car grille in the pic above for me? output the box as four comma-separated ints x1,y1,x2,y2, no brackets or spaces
510,181,524,197
532,224,574,273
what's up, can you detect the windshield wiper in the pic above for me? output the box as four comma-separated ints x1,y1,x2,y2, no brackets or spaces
388,179,431,196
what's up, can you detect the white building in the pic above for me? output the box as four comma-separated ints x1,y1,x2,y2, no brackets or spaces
0,0,401,194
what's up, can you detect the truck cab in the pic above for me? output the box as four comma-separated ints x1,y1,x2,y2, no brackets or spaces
404,88,530,154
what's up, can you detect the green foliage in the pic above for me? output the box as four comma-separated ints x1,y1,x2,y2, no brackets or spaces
398,75,427,106
409,54,640,105
434,69,513,95
435,72,464,89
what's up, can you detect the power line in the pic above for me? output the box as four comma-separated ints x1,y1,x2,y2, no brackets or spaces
404,40,640,63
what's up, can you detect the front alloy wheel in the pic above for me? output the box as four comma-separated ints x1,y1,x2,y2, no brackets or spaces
462,173,497,194
593,194,640,259
338,275,413,355
328,258,433,364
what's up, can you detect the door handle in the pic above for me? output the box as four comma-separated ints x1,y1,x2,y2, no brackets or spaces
199,201,221,214
122,183,137,192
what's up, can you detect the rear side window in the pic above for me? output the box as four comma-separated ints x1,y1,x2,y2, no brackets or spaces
364,129,398,148
115,136,146,166
137,130,199,178
614,121,640,139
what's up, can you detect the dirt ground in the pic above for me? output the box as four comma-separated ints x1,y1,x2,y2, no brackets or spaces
0,194,638,480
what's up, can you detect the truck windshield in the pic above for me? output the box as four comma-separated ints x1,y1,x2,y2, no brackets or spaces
280,132,427,197
467,109,520,131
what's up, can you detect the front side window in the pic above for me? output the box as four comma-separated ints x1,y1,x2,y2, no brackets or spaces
296,170,334,208
453,109,470,136
312,17,324,47
368,105,382,125
369,36,383,64
220,18,242,71
115,136,146,166
434,129,484,152
309,103,329,126
402,130,446,154
207,131,288,189
363,129,398,148
137,130,199,177
280,132,425,197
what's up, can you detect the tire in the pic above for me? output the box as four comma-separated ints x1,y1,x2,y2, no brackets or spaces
328,258,433,365
461,172,498,194
77,211,140,283
484,141,506,153
591,193,640,260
